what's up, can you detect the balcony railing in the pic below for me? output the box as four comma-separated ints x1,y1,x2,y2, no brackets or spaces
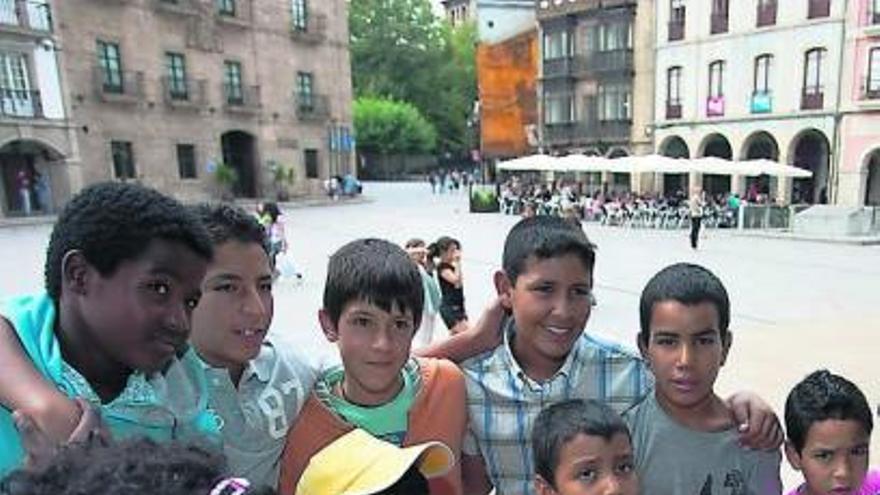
751,90,773,113
666,100,682,119
93,67,145,103
223,83,260,112
0,0,52,32
216,0,252,28
706,96,725,117
668,19,684,41
756,1,777,27
543,121,575,144
860,80,880,100
807,0,830,19
577,49,634,75
710,13,729,34
290,13,328,44
592,119,632,141
161,77,208,108
0,88,43,118
296,93,330,121
542,57,573,78
801,88,824,110
152,0,198,15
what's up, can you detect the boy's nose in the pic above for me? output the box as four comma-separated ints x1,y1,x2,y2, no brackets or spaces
676,343,694,367
601,475,624,495
241,287,268,319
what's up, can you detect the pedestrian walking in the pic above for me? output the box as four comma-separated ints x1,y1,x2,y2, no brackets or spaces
689,189,705,250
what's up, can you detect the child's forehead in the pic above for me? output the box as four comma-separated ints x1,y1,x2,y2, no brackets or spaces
805,418,871,442
518,253,593,279
342,298,415,317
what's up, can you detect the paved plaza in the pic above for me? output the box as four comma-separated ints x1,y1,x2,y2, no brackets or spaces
0,181,878,488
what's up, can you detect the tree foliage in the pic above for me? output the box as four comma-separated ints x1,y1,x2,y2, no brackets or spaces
353,96,437,155
350,0,477,155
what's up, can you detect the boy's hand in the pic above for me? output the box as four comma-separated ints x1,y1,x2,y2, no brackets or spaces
13,398,108,470
726,391,783,450
467,297,507,353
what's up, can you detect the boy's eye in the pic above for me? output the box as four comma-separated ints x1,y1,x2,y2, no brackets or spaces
353,317,372,327
851,445,869,457
215,283,236,293
577,469,597,483
813,450,833,462
697,336,717,345
655,337,676,346
185,296,201,310
150,282,171,296
259,282,273,292
616,460,635,475
394,320,413,332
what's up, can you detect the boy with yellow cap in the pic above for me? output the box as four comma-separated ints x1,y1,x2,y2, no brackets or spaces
296,428,454,495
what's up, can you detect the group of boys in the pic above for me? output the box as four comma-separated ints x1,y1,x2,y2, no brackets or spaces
0,181,875,495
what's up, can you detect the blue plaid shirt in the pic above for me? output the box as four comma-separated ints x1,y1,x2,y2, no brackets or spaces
461,318,651,495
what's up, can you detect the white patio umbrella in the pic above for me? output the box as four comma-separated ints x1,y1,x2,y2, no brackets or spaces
497,154,557,172
555,154,610,173
625,154,693,174
742,159,813,178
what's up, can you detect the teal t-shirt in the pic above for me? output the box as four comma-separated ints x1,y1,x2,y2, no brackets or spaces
315,359,420,446
0,293,221,475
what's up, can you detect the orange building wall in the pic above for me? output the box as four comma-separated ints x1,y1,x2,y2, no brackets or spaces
477,30,538,158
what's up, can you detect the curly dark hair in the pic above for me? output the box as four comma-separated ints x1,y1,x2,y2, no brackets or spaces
44,182,213,302
189,203,269,254
0,437,276,495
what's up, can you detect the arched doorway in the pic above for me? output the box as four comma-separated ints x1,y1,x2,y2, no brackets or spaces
700,133,733,196
659,136,690,196
865,150,880,206
0,139,64,216
741,131,780,199
220,130,259,198
659,136,690,158
789,129,830,204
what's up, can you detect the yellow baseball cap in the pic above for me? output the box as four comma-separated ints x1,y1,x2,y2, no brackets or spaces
295,429,455,495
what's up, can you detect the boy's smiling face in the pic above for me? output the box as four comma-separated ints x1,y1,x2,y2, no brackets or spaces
536,432,638,495
191,240,273,371
76,239,207,374
640,300,729,420
498,253,593,380
785,419,870,495
320,299,415,406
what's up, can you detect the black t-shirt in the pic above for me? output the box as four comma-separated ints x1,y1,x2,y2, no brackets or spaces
437,262,464,307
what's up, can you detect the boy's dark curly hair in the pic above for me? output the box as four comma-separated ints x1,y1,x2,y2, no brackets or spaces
189,203,269,254
0,437,276,495
45,182,213,302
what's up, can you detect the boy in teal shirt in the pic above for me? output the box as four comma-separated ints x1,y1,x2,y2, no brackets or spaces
0,182,219,474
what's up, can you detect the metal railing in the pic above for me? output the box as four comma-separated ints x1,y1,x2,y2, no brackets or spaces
0,88,43,118
223,83,260,109
807,0,830,19
290,12,327,43
295,93,329,120
576,49,634,75
161,77,208,106
710,13,728,34
668,19,684,41
738,204,811,230
542,57,573,78
93,67,145,100
756,1,777,27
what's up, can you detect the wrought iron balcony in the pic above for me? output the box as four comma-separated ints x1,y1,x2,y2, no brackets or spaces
290,13,327,44
710,13,728,34
542,57,573,79
223,83,260,113
807,0,830,19
93,67,145,103
801,88,824,110
161,77,208,108
296,93,330,121
576,49,634,76
0,88,43,118
756,1,777,27
668,19,684,41
666,100,682,119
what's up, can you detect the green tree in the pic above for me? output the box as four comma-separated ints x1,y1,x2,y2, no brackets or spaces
353,96,437,155
350,1,477,155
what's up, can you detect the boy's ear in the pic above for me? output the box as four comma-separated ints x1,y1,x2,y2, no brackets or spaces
61,250,90,296
784,440,803,471
637,334,650,366
493,270,513,311
318,309,339,343
720,331,733,366
534,474,557,495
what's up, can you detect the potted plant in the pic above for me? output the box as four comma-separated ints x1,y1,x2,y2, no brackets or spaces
273,164,296,201
213,161,238,200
